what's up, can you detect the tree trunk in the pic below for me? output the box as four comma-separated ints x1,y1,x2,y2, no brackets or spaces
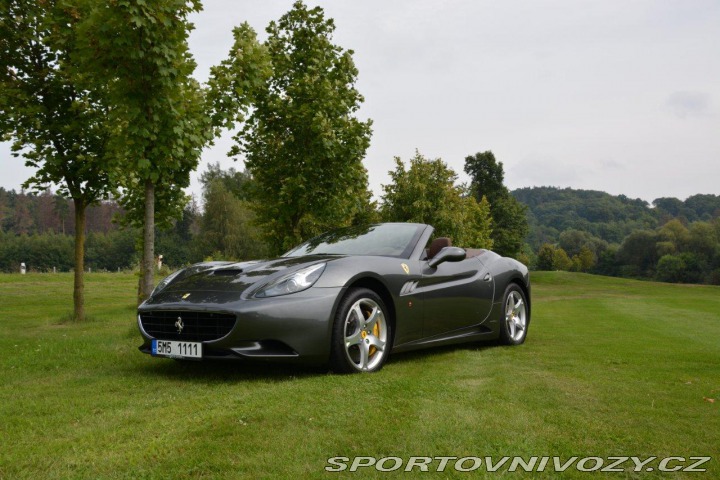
138,179,155,305
73,198,86,321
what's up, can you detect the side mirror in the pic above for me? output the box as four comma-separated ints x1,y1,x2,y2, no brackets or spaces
428,246,466,268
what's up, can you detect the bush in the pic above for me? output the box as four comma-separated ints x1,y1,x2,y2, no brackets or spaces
0,232,73,272
656,255,686,283
536,243,555,270
0,230,140,272
86,230,138,271
552,247,573,271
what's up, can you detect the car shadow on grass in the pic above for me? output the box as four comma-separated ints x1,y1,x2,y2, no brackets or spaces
133,358,328,383
387,340,496,366
131,340,498,383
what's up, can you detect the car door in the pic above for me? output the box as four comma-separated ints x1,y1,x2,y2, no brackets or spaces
416,256,495,339
391,259,426,346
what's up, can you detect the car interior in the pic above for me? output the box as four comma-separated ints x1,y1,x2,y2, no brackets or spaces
422,237,488,261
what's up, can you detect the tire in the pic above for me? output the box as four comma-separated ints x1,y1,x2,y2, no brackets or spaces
330,288,392,373
498,283,529,345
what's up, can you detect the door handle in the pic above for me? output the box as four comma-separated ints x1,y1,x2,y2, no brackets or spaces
483,273,492,282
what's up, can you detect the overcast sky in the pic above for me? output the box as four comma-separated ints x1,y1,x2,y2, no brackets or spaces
2,0,719,204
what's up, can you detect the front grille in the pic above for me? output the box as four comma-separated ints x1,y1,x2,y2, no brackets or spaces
140,311,237,342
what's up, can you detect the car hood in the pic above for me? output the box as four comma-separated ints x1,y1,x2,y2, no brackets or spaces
144,255,336,305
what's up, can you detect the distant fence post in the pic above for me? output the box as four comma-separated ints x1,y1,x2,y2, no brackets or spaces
20,262,27,275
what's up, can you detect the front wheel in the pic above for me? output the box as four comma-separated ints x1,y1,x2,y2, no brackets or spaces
330,288,391,373
498,284,529,345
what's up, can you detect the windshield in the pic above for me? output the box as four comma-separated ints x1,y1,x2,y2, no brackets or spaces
284,224,424,258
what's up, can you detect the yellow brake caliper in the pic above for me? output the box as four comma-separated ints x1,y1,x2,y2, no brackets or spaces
369,321,380,356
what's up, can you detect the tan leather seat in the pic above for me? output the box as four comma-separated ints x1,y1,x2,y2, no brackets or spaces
428,237,452,259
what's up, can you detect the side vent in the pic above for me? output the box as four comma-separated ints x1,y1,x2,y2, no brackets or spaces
400,281,419,296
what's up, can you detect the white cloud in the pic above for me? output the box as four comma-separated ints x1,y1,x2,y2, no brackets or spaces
666,91,712,118
2,0,720,203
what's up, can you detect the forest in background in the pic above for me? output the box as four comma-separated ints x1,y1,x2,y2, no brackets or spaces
2,182,720,285
0,186,196,273
513,187,720,284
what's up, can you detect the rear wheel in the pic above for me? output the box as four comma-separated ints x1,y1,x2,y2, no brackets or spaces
330,288,391,373
498,284,529,345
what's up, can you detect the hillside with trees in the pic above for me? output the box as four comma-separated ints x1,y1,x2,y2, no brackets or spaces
513,187,658,247
513,187,720,284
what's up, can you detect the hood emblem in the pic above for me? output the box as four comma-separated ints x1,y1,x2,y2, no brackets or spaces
175,316,184,334
401,263,410,275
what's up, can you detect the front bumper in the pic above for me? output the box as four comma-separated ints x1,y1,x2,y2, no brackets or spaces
137,286,345,365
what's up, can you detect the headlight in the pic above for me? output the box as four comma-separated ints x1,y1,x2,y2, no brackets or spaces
255,263,326,298
151,270,182,297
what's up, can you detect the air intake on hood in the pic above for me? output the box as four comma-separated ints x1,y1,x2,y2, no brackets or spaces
212,269,243,276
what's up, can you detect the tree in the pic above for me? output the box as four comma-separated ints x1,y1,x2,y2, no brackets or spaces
199,162,255,201
575,245,596,272
684,194,720,220
656,255,686,283
617,230,659,275
464,151,528,257
708,267,720,286
464,151,506,202
10,191,34,235
655,252,704,284
240,1,373,255
198,180,266,260
688,221,717,260
461,196,494,249
380,152,493,248
0,189,8,231
552,247,573,271
516,243,536,269
489,194,529,257
36,190,59,233
1,0,116,320
559,229,606,258
53,196,70,235
536,243,555,270
653,197,692,221
656,241,676,257
658,219,690,251
78,0,216,302
196,164,266,260
193,163,267,259
595,245,619,276
206,22,271,154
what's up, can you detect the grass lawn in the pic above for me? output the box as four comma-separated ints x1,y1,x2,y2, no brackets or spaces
0,271,718,478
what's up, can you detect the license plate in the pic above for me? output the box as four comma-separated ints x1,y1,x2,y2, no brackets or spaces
151,339,202,359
